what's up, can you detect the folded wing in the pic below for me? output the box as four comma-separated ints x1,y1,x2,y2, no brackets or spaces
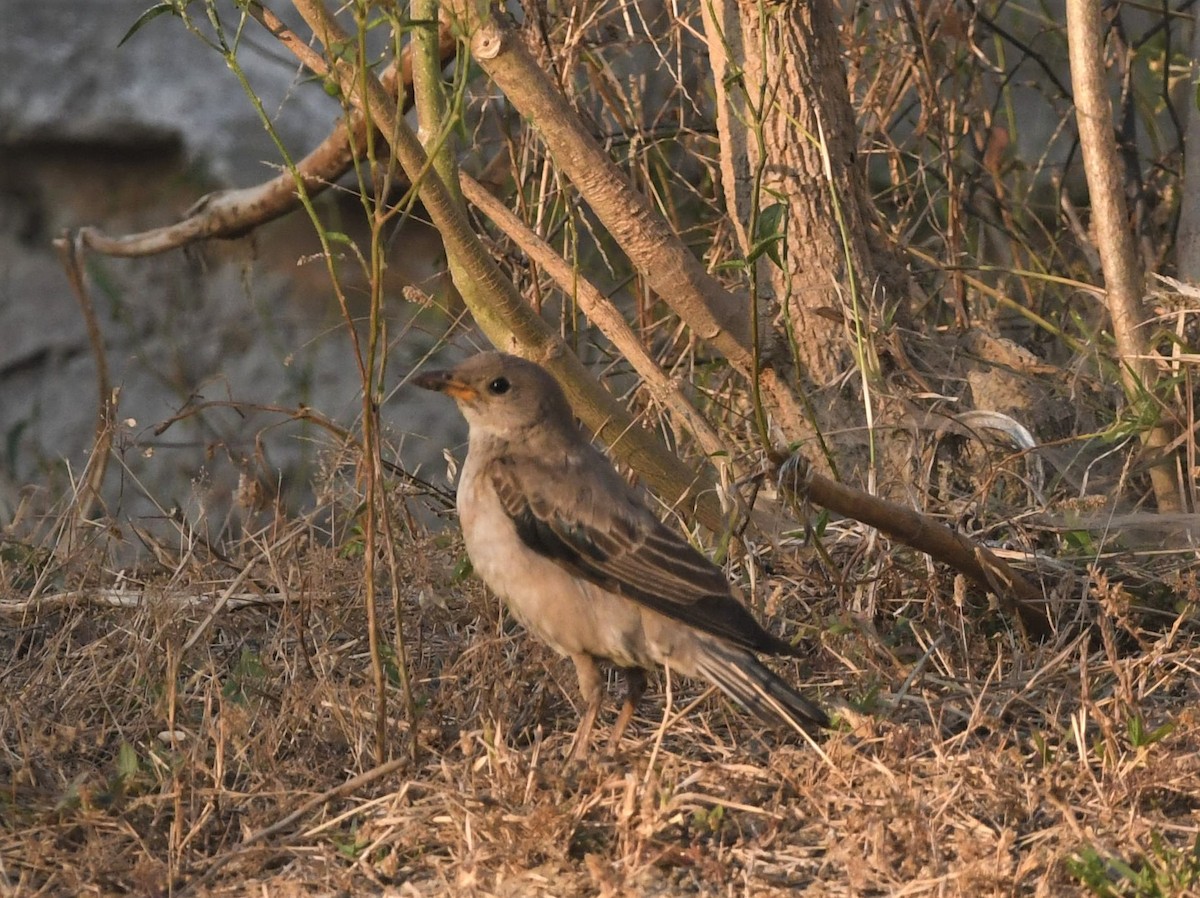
488,451,799,658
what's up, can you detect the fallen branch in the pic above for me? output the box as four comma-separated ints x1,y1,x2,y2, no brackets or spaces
777,452,1056,639
0,588,283,615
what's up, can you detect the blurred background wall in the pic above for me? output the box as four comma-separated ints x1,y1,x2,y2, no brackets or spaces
0,1,460,541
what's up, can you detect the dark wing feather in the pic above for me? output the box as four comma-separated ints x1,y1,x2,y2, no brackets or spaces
490,452,798,657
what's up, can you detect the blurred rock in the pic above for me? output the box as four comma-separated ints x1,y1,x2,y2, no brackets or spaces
0,0,329,181
0,0,461,541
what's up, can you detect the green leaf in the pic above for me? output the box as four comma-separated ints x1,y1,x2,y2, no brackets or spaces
812,508,830,539
1128,715,1175,748
1031,730,1052,764
755,202,787,243
1063,529,1095,555
116,742,141,781
451,554,474,583
119,3,180,47
748,202,788,267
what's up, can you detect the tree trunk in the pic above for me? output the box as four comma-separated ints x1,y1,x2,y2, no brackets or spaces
704,0,904,387
1176,16,1200,283
1066,0,1185,514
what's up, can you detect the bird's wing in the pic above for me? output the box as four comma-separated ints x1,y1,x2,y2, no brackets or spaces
486,450,796,657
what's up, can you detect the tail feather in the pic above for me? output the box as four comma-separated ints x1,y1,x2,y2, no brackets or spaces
693,640,829,734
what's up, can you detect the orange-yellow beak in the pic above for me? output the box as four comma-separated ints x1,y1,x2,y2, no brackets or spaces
413,370,479,403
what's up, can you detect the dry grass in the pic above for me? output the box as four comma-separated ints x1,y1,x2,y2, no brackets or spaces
5,2,1198,896
3,484,1198,898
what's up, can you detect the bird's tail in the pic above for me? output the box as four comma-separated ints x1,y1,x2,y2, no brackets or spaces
692,639,830,735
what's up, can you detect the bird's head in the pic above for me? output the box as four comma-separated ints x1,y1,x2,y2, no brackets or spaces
413,352,576,440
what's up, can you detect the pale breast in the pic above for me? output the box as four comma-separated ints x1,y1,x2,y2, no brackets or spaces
457,453,655,670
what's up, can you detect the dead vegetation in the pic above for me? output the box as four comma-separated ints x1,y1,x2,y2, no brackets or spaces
5,1,1200,895
3,475,1198,897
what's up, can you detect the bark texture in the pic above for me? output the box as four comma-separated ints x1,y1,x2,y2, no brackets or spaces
1175,16,1200,282
1066,0,1184,513
705,0,900,386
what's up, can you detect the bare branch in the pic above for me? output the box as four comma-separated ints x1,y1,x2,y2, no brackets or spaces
1066,0,1186,514
441,4,820,453
52,231,114,527
460,173,737,481
286,0,729,533
77,17,457,257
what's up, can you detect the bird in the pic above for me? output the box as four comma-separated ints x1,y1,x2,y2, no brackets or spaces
414,351,829,761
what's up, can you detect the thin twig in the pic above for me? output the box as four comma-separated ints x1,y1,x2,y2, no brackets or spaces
51,231,114,527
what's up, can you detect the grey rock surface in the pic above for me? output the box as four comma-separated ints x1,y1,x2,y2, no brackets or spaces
0,0,461,542
0,1,334,182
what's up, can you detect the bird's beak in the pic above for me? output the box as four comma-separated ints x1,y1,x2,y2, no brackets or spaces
413,369,479,402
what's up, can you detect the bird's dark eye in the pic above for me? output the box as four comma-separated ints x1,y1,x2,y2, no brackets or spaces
487,376,511,395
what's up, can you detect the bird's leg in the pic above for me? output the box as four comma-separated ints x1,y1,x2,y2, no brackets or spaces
608,667,647,753
565,654,604,763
